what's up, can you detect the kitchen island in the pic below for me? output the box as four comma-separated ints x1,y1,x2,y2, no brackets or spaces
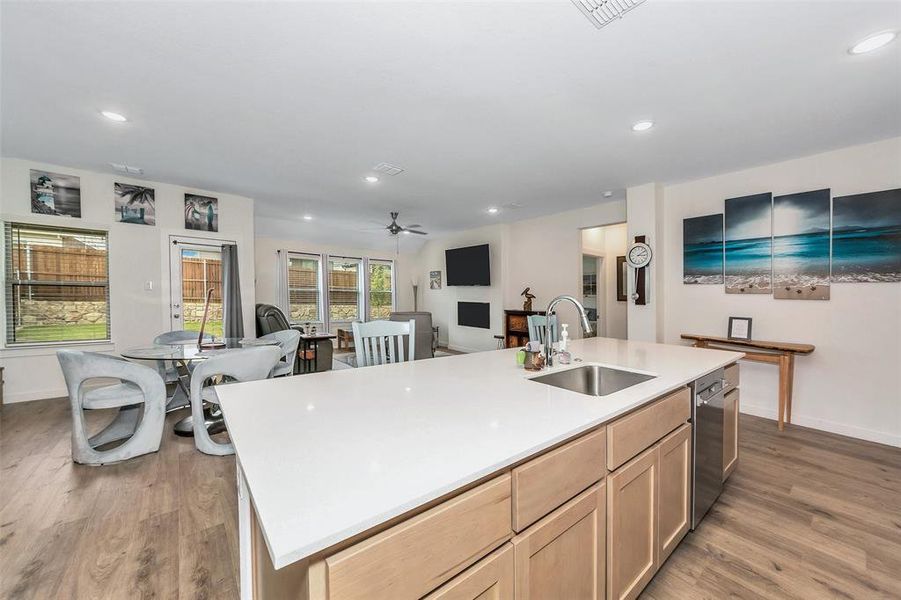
217,337,743,600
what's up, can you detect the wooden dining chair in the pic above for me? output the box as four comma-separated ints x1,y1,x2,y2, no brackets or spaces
527,314,559,346
352,319,416,367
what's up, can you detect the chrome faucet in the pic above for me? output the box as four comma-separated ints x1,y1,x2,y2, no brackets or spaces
544,295,593,368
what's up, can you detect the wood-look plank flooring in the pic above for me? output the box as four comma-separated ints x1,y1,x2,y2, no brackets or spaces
1,399,899,599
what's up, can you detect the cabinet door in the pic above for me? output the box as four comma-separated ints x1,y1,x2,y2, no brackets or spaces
723,388,740,481
657,424,691,565
606,447,657,600
424,544,514,600
513,482,605,600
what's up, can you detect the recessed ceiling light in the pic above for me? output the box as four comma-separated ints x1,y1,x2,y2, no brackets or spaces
101,110,128,122
603,191,613,198
487,207,499,214
849,31,897,55
303,214,313,221
632,120,654,132
364,176,379,183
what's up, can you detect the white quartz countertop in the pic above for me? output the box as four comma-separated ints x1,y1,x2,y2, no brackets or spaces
217,337,742,569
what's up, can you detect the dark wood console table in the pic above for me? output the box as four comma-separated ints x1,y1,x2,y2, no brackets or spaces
681,334,815,431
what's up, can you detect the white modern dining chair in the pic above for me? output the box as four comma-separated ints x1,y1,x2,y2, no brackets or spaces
259,329,301,377
352,319,416,367
527,314,558,346
188,346,282,455
57,349,167,465
153,329,211,411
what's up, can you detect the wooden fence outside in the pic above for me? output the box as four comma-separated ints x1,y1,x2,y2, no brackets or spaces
182,257,222,302
11,244,107,301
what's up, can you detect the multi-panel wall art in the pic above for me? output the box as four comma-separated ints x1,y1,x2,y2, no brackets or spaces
773,189,831,300
724,193,772,294
833,188,901,283
683,214,724,284
684,186,901,300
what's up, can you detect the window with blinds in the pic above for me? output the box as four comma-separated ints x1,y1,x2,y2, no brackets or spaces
286,252,322,323
368,259,394,320
327,256,361,325
4,222,111,345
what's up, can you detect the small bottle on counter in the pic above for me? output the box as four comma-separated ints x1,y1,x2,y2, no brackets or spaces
557,324,572,365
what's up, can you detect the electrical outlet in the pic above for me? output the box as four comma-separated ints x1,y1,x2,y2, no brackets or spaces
144,280,153,291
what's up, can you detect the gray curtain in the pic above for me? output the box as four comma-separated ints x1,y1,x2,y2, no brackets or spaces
222,244,244,338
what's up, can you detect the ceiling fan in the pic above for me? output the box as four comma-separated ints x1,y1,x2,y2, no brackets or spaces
382,211,428,236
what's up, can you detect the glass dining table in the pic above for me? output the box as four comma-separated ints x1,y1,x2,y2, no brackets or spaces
121,337,279,436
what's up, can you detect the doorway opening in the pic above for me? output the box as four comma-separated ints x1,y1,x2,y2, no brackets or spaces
580,223,628,340
169,236,232,337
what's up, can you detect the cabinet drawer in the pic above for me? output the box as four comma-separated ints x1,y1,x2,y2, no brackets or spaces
512,427,606,531
324,474,512,600
424,543,514,600
606,387,690,471
724,362,739,391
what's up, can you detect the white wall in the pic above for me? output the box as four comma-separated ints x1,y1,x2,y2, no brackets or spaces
582,223,628,339
415,224,508,351
626,182,665,342
0,158,256,403
416,200,626,352
253,235,416,318
662,137,901,447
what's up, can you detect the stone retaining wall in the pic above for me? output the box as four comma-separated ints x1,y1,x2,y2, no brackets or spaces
18,300,108,325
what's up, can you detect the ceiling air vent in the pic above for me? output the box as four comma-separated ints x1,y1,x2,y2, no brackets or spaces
570,0,647,29
109,162,144,176
372,162,405,176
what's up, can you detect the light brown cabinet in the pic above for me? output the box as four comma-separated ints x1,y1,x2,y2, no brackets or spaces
606,447,657,600
424,543,514,600
723,388,740,481
606,423,691,600
657,424,691,564
513,482,606,600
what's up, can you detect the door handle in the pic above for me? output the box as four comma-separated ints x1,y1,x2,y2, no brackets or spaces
173,314,181,319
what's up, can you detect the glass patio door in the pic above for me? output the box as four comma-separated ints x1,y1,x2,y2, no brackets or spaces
169,237,225,338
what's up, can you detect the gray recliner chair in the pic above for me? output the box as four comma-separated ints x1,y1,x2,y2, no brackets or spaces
390,311,434,360
57,349,167,465
255,303,333,372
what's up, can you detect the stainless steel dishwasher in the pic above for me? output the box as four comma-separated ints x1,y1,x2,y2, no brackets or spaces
691,368,725,529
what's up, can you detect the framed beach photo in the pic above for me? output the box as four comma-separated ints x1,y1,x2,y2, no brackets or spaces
728,317,753,341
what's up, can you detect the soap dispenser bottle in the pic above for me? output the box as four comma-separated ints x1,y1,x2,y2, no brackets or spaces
558,324,572,365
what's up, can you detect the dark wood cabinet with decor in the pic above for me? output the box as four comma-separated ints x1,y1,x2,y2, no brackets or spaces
503,309,546,349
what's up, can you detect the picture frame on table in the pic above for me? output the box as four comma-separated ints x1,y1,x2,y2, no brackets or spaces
728,317,753,341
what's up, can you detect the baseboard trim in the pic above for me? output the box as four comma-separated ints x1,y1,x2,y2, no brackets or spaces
741,402,900,448
4,388,68,404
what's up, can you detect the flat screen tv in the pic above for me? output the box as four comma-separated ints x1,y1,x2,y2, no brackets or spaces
458,302,490,329
446,244,490,286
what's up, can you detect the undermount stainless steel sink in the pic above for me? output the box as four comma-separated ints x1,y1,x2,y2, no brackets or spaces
529,365,656,397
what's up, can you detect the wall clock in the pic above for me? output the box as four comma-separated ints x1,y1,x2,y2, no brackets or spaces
626,241,653,302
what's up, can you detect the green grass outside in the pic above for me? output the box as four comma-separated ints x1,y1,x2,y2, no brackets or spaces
14,323,109,343
183,320,224,337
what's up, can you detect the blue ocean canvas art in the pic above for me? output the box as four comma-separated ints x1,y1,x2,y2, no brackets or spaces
725,192,772,294
832,188,901,283
683,214,723,284
773,189,830,300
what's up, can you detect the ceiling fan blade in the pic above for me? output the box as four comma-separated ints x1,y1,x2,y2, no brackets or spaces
404,229,428,235
404,224,423,229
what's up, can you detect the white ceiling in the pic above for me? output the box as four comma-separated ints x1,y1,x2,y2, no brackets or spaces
2,1,900,249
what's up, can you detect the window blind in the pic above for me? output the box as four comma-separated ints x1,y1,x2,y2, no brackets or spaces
4,222,111,344
286,252,322,323
327,256,361,324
